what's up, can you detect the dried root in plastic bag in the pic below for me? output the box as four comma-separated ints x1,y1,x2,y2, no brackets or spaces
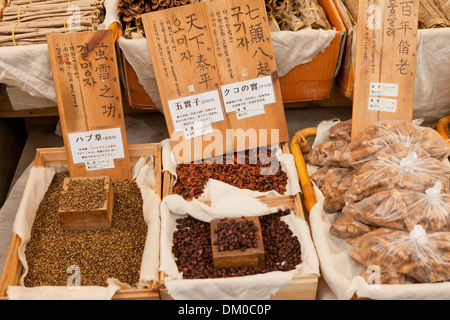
337,120,450,170
346,149,450,202
310,165,329,191
327,119,352,143
345,183,449,233
350,226,450,283
330,212,373,245
400,182,450,232
416,126,450,161
343,189,408,231
322,167,356,213
307,139,349,167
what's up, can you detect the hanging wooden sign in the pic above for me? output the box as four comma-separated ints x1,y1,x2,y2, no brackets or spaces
204,0,288,151
47,30,131,179
141,2,233,164
352,0,419,138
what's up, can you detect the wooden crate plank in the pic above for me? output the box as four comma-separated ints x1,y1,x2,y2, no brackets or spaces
352,0,419,138
47,30,131,179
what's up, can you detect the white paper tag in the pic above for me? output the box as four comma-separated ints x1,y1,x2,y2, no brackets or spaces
68,128,125,164
85,158,115,171
221,76,275,114
168,90,224,138
368,97,398,113
236,104,266,119
369,82,398,97
182,121,214,139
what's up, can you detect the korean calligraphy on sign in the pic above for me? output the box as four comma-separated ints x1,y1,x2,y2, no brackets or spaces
143,2,225,139
142,0,288,162
352,0,418,138
205,0,288,146
47,30,130,179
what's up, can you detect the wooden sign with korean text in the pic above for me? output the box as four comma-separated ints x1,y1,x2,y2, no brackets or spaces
47,30,131,179
352,0,419,138
204,0,288,151
141,3,233,164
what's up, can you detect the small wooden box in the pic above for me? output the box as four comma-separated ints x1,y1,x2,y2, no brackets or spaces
211,216,265,269
58,176,113,231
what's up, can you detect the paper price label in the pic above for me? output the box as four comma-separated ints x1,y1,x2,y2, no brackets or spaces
368,97,398,113
236,104,266,120
221,76,276,114
182,122,214,140
85,158,115,171
168,90,224,139
68,128,125,165
370,82,399,97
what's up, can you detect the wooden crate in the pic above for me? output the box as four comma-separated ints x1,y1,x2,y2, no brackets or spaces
158,193,318,300
120,52,158,111
159,142,319,300
0,143,162,300
278,0,346,102
118,0,345,108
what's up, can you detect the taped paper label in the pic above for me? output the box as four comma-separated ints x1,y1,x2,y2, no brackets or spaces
183,121,214,139
236,104,266,120
85,158,115,171
221,76,275,114
368,97,398,113
68,128,125,164
168,90,224,138
370,82,398,97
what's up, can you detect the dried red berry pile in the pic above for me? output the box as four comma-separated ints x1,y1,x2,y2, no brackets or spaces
172,209,302,279
213,217,259,252
172,149,288,200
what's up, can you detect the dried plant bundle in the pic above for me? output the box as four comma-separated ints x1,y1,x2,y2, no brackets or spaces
267,0,330,31
117,0,196,39
0,0,105,46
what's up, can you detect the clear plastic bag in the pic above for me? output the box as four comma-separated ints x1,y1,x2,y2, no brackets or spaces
400,182,450,232
336,120,450,170
343,183,450,232
345,149,450,202
307,120,352,167
343,189,408,230
307,139,349,167
310,165,330,191
329,212,373,245
327,119,352,142
350,226,450,283
322,167,356,213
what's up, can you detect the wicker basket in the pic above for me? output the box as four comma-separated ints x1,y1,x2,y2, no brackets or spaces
437,115,450,144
